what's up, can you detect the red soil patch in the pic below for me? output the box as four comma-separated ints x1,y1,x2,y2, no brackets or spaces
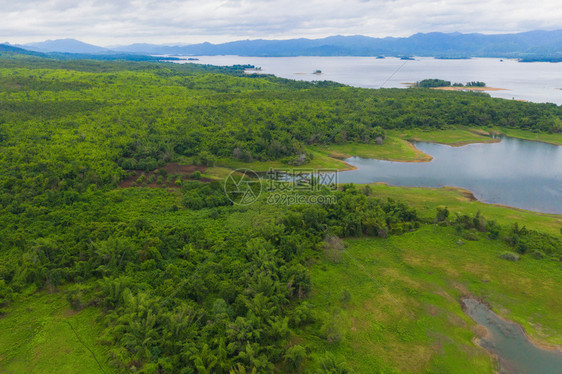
119,163,212,188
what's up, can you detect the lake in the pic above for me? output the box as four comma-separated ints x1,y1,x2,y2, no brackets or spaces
337,136,562,214
173,56,562,104
462,298,562,374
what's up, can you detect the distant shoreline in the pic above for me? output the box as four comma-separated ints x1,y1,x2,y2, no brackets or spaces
431,86,508,92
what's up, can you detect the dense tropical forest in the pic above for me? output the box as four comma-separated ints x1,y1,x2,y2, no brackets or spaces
0,51,560,373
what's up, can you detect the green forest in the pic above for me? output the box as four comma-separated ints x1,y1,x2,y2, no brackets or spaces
0,52,561,373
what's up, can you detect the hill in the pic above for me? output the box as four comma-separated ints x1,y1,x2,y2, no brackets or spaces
22,38,113,54
12,31,562,59
0,43,177,62
111,30,562,58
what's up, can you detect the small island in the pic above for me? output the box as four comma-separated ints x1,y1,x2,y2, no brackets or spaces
413,79,507,92
435,56,471,60
519,56,562,63
313,69,322,74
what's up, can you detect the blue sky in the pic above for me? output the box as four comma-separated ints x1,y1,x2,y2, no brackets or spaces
1,0,561,45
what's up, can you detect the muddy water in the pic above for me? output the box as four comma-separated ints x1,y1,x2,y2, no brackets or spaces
461,298,562,374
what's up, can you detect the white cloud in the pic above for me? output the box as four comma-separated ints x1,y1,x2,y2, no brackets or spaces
0,0,560,45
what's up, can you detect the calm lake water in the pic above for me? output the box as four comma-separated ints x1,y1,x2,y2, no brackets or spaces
174,56,562,104
337,136,562,214
462,298,562,374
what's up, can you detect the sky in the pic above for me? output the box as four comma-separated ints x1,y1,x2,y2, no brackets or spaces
1,0,561,46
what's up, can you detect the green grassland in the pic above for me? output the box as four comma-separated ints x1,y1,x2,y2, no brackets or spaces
312,136,432,163
366,184,562,236
217,149,354,171
305,126,560,168
491,127,562,145
298,225,562,373
0,292,112,373
391,126,562,147
389,127,499,146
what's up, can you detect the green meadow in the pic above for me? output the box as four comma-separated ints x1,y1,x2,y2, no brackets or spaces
298,225,562,373
365,184,562,236
312,136,432,163
0,292,112,373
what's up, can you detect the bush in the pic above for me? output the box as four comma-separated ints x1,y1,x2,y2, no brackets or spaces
462,230,480,241
320,320,344,343
530,250,545,260
500,252,520,261
340,289,352,303
285,345,306,371
320,352,349,373
435,206,449,222
195,151,216,166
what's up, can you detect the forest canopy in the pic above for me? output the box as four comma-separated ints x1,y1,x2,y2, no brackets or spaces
0,53,560,373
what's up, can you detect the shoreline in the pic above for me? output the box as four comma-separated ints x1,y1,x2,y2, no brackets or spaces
488,129,562,146
327,143,434,164
461,296,562,354
406,137,500,147
359,183,562,217
431,86,508,92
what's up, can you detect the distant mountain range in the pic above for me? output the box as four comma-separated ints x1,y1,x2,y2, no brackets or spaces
0,43,177,62
5,30,562,59
23,38,113,54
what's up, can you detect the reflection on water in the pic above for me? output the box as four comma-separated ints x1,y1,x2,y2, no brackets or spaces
337,136,562,214
462,298,562,374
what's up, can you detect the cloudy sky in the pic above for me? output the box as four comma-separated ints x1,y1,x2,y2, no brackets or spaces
1,0,561,46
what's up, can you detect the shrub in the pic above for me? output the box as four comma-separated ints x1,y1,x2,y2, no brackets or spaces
320,352,349,373
530,250,545,260
285,345,306,371
340,289,352,303
500,252,520,261
320,320,344,343
195,151,216,166
462,230,479,241
435,206,449,222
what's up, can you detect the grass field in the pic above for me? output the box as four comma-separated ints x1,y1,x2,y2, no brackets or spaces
0,292,112,373
299,225,562,373
217,148,354,172
366,184,562,236
390,127,562,147
490,127,562,145
312,136,432,163
389,127,499,146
